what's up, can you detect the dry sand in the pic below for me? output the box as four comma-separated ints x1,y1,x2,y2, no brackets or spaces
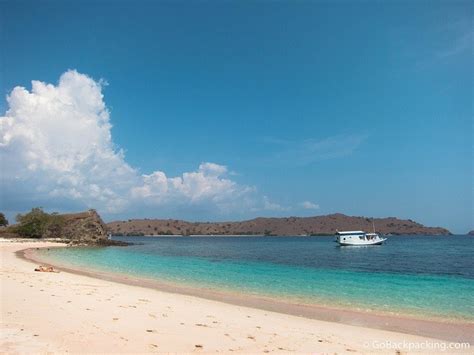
1,241,472,353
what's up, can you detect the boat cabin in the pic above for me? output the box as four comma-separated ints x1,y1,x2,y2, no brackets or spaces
335,230,386,246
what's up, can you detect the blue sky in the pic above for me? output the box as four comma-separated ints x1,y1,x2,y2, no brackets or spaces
0,0,472,233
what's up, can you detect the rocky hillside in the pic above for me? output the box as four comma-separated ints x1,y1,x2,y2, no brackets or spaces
51,210,109,244
1,209,121,245
107,213,451,236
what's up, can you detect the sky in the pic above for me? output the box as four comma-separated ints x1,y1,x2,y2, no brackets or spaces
0,0,472,233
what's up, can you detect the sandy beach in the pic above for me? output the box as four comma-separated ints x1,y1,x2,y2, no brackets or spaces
1,241,472,353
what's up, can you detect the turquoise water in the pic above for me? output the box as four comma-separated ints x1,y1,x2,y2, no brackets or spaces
37,236,474,321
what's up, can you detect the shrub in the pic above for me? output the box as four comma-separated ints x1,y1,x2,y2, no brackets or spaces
15,208,64,238
0,213,8,227
15,208,50,238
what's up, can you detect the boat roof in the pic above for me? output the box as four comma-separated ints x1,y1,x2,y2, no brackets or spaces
336,230,365,235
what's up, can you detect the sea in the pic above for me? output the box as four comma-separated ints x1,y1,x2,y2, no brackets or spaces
36,235,474,322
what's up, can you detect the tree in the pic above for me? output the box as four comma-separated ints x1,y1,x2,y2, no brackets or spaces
15,208,53,238
0,213,8,227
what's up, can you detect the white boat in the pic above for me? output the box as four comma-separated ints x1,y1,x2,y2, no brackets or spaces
335,230,387,246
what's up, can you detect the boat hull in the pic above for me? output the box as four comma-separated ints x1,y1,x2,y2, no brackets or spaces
338,238,387,246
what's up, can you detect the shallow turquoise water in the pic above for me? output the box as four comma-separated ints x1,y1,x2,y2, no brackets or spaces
37,236,474,321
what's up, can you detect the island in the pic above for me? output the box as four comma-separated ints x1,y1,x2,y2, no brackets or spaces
107,213,451,236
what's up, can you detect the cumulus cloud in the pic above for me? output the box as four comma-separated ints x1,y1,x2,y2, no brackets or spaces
0,70,262,217
0,70,137,212
131,163,255,206
300,201,320,210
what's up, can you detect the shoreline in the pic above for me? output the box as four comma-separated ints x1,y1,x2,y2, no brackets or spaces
2,240,473,353
21,244,474,344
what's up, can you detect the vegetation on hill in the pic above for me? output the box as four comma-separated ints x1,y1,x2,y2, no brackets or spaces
15,208,65,238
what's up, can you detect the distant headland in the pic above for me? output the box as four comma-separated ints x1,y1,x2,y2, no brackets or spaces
108,213,451,236
0,209,453,241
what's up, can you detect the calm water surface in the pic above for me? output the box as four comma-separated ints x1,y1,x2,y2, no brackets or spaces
37,235,474,321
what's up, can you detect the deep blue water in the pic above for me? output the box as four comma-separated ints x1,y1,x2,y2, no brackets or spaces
38,235,474,321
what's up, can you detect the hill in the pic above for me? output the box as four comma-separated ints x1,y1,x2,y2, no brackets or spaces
107,213,451,236
1,209,124,245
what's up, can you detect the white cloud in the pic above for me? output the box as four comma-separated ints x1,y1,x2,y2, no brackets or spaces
131,163,255,206
0,70,262,216
300,201,320,210
262,196,288,211
0,70,136,212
